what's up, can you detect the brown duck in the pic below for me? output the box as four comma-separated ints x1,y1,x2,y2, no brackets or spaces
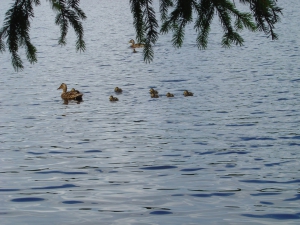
109,95,119,101
183,90,193,97
149,88,158,95
129,39,144,48
166,92,174,97
151,93,159,98
114,87,123,93
57,83,83,101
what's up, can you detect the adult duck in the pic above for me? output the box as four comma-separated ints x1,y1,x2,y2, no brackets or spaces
129,39,144,48
57,83,83,101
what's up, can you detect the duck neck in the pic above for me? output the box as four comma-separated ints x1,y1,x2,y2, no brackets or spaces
62,86,67,93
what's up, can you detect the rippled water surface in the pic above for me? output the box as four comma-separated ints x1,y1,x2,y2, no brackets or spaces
1,0,300,224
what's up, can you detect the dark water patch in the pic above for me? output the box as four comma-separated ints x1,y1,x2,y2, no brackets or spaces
27,152,45,155
251,193,281,196
277,98,289,101
36,170,87,175
216,111,228,113
0,189,20,192
226,124,256,127
279,135,300,140
240,167,261,170
284,194,300,201
254,158,264,161
11,197,45,202
32,184,78,190
25,168,49,172
288,143,300,146
260,201,274,205
140,165,177,170
265,162,281,167
242,213,300,220
162,154,181,157
195,151,215,155
191,193,235,198
160,79,187,82
240,179,300,184
291,78,300,82
216,151,249,155
194,142,207,145
84,150,102,153
48,151,71,154
180,168,205,172
98,210,123,212
230,144,247,148
150,211,173,215
250,144,274,148
62,200,84,204
240,137,276,141
225,164,236,168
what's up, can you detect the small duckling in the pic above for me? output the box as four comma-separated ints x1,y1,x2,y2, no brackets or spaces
109,95,119,101
114,87,123,93
183,90,194,97
70,88,80,94
149,88,158,94
151,93,159,98
166,92,174,97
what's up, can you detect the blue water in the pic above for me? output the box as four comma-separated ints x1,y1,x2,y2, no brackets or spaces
0,0,300,224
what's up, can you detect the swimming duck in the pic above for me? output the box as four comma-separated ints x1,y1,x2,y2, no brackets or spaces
57,83,83,100
166,92,174,97
109,95,119,101
129,39,144,48
151,93,159,98
183,90,193,97
149,88,158,94
114,87,123,93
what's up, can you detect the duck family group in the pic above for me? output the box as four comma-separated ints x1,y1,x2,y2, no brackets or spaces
58,40,194,102
57,83,194,102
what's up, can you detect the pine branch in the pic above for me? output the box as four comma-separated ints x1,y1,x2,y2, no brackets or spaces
194,0,214,49
129,0,145,43
159,0,173,22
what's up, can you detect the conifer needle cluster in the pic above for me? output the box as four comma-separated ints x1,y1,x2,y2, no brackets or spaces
0,0,282,71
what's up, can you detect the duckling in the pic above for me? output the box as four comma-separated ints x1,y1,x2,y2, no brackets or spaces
166,92,174,97
114,87,123,93
70,88,80,94
109,95,119,101
129,39,144,48
151,93,159,98
57,83,83,101
183,90,194,97
149,88,158,94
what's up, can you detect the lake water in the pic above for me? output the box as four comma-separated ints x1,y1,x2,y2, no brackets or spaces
1,0,300,224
